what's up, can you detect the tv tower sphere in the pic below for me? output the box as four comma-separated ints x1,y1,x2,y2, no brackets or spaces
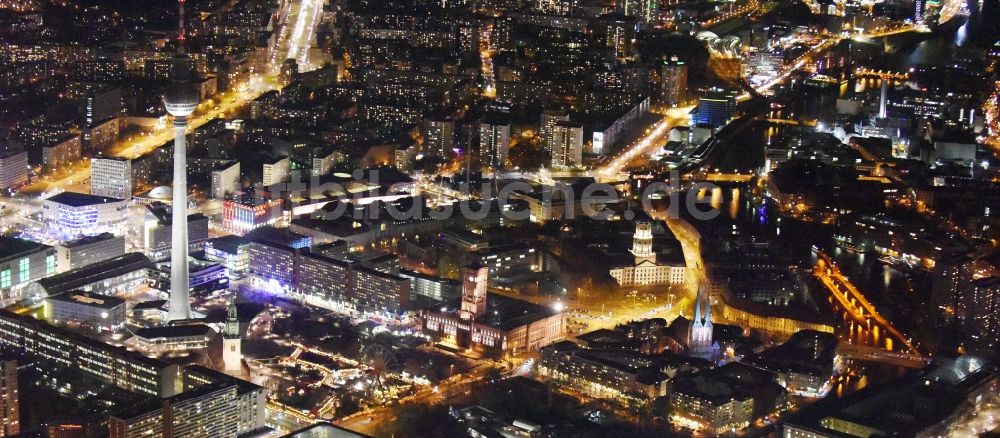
162,59,199,117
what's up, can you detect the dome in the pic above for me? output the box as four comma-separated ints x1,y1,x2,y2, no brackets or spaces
149,185,172,200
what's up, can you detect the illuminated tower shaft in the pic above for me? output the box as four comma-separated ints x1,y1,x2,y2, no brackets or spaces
168,115,191,321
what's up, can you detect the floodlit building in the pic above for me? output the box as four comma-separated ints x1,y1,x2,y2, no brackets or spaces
203,235,251,279
221,194,283,235
422,264,565,357
41,192,127,240
609,219,687,286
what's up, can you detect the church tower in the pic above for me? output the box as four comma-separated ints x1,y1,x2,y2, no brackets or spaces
222,298,242,373
631,220,655,264
460,264,488,320
688,286,713,353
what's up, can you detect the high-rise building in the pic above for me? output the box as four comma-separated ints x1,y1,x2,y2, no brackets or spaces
660,56,688,108
460,264,488,320
210,160,240,200
479,119,510,169
539,109,569,151
549,121,584,167
695,88,738,128
0,357,18,437
422,118,455,159
0,148,28,191
618,0,658,26
930,254,973,323
261,156,289,187
91,157,132,199
604,15,638,60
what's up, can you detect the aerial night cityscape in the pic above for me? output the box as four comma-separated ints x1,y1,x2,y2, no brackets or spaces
0,0,998,436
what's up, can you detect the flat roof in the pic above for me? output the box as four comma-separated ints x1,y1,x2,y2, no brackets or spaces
786,356,998,436
0,236,50,262
280,423,371,438
47,191,124,206
434,293,560,332
133,324,214,340
36,253,152,295
47,290,126,309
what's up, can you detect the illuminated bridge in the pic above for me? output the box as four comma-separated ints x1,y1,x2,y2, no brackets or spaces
813,250,924,360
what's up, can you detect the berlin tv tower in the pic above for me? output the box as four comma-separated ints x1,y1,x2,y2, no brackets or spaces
163,0,199,321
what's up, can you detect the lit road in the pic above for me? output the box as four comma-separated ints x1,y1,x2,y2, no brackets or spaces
20,0,327,195
480,24,496,98
737,36,839,101
596,107,693,178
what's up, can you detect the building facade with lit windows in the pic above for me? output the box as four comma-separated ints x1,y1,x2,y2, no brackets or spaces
422,264,565,357
549,120,584,167
41,135,81,171
0,237,56,304
0,309,179,397
479,118,510,169
142,202,209,260
0,148,28,191
210,160,240,200
90,157,132,200
221,195,283,235
41,192,127,240
0,357,17,437
44,290,126,332
660,56,688,107
54,233,126,272
23,252,152,304
538,341,669,401
203,235,250,278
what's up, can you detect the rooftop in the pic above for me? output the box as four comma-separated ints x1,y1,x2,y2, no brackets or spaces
0,236,50,263
434,293,560,332
133,324,214,340
786,356,998,437
35,253,153,296
47,191,124,207
47,290,126,309
280,423,371,438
